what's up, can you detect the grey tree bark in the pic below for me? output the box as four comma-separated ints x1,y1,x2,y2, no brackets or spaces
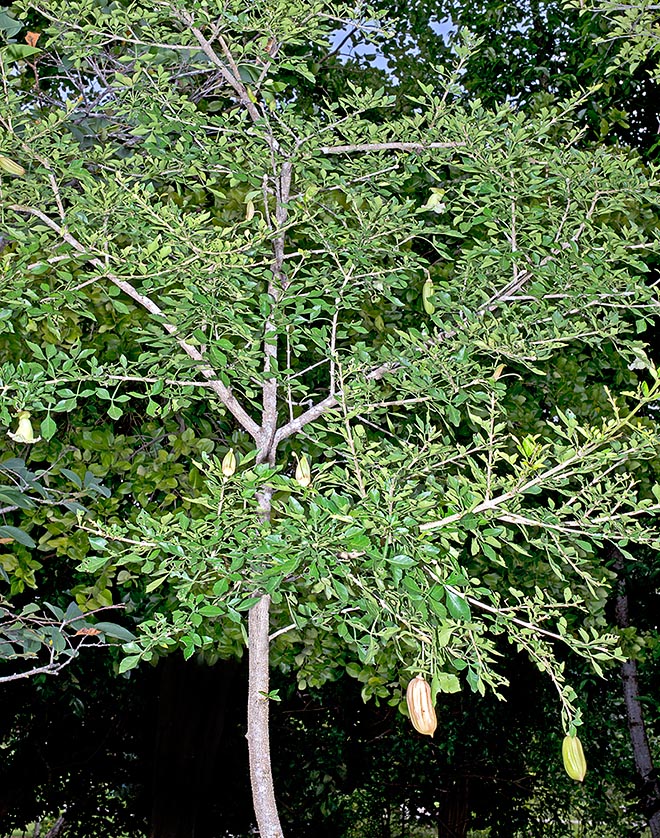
247,594,283,838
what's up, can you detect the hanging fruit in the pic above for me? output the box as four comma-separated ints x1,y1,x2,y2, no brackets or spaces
406,675,437,737
221,448,237,477
562,734,587,782
422,278,435,315
0,155,25,177
295,454,311,487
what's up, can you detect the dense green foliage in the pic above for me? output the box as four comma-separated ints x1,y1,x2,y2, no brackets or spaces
0,0,659,835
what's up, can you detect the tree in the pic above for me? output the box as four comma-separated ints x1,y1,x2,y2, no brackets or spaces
2,1,660,834
610,541,660,838
310,0,660,154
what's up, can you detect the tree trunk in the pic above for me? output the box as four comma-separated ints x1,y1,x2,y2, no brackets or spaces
437,777,469,838
247,594,284,838
150,654,237,838
43,816,65,838
610,545,660,838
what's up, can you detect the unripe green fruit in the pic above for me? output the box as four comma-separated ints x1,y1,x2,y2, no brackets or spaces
0,155,25,176
562,734,587,782
422,279,435,315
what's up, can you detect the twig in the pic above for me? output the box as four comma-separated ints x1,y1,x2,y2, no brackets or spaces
320,141,466,154
420,435,626,532
9,204,262,441
268,623,296,642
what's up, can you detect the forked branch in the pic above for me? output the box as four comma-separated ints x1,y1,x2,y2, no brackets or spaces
10,204,261,441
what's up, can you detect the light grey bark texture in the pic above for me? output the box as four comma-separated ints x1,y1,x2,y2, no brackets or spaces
247,593,284,838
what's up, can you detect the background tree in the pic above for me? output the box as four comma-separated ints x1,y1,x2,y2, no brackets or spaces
0,451,133,682
318,0,660,154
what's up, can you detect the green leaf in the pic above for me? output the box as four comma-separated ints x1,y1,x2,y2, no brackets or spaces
387,554,416,567
0,525,36,548
436,671,461,693
445,588,471,621
199,605,225,617
40,415,57,440
445,404,461,426
145,575,168,593
118,655,141,673
0,12,23,38
1,44,40,63
64,602,84,621
0,488,34,510
61,468,82,488
81,554,110,573
45,602,65,620
93,622,136,642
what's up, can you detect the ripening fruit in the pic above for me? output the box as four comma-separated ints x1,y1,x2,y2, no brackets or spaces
422,278,435,315
221,448,237,477
421,188,446,214
295,454,311,487
406,675,437,737
7,411,41,444
562,734,587,782
0,155,25,176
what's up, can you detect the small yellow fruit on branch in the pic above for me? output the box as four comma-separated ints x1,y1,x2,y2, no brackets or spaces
221,448,237,477
295,454,311,488
406,675,437,737
7,411,41,444
562,734,587,782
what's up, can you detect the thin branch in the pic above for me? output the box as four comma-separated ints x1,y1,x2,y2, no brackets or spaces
10,205,261,441
76,521,157,548
268,622,296,642
321,141,466,154
338,365,366,497
319,24,358,65
444,585,611,653
420,437,626,532
29,5,195,51
174,8,275,140
0,655,80,683
273,394,339,446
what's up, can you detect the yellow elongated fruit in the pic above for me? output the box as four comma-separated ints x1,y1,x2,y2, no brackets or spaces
562,734,587,782
295,454,311,487
7,411,41,444
406,675,437,737
422,278,435,315
221,448,237,477
0,155,25,176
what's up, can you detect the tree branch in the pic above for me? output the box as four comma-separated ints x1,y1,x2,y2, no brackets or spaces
10,205,261,441
321,141,466,154
173,7,276,138
419,434,630,532
274,394,340,446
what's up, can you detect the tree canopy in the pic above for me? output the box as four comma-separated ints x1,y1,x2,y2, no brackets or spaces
1,0,659,835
